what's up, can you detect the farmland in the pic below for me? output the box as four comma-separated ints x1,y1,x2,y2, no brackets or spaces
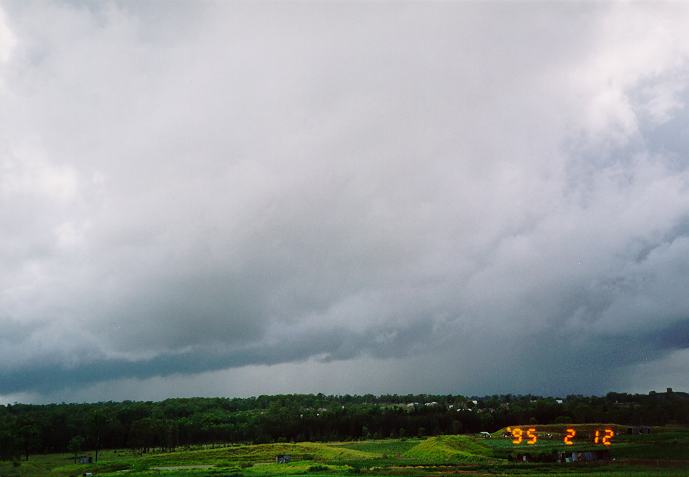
2,425,689,477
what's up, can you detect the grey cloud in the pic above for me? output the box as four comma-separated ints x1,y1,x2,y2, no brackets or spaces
1,1,689,400
0,319,437,394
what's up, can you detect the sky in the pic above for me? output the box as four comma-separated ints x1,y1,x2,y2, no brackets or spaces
1,1,689,404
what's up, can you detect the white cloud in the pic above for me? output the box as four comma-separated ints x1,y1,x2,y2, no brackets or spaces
0,5,15,64
0,1,689,399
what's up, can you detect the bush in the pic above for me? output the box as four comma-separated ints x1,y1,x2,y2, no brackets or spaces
308,464,329,472
95,463,131,472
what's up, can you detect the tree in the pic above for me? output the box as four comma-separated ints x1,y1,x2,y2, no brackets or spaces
88,409,111,463
16,416,40,461
68,435,85,464
0,416,21,461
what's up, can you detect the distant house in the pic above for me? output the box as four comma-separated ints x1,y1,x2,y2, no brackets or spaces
511,449,610,463
626,426,652,435
276,454,291,464
559,449,610,463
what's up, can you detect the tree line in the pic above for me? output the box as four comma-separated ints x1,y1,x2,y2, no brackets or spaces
1,390,687,461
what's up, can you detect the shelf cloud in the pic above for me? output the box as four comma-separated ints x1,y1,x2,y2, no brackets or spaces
1,1,689,402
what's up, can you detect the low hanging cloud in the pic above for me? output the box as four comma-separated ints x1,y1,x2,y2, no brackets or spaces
1,1,689,402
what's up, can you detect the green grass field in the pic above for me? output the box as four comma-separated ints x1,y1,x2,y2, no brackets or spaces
2,425,689,477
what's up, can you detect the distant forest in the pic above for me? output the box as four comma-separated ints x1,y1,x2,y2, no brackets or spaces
1,390,687,460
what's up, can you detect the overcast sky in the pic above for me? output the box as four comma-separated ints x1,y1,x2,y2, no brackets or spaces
1,1,689,404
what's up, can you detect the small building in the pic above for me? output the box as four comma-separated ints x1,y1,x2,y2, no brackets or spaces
276,454,291,464
510,451,558,463
558,449,610,463
626,426,652,435
511,449,610,463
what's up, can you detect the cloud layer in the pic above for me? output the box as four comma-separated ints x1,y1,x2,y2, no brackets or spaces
1,1,689,402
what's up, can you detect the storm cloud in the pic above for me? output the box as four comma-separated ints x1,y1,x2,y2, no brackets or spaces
1,1,689,402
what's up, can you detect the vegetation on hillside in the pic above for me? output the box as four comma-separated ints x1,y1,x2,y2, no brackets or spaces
0,390,687,460
2,429,689,477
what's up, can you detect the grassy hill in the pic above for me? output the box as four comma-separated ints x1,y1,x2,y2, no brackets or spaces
2,427,689,476
402,435,495,463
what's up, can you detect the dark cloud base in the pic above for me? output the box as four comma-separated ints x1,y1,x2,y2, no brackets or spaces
1,1,689,401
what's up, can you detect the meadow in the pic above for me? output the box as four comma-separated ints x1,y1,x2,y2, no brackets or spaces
2,424,689,477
